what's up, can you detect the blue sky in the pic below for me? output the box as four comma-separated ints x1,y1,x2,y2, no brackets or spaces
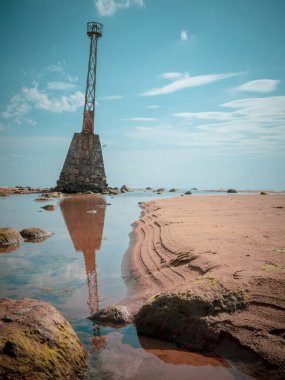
0,0,285,189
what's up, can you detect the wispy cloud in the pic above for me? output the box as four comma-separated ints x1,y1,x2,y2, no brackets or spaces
180,30,188,41
95,0,144,16
100,95,124,100
173,112,233,121
161,72,183,80
141,72,240,96
123,117,157,121
47,81,76,91
236,79,280,93
147,105,160,109
2,94,31,124
129,96,285,154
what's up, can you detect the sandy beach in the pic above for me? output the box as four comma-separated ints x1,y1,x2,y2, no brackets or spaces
122,194,285,378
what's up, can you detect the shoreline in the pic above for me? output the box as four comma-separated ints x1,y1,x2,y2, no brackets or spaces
121,194,285,378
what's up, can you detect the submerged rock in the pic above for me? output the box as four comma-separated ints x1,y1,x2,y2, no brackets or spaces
41,192,63,198
184,191,192,195
0,228,23,248
89,305,131,325
41,205,57,211
0,298,86,379
20,227,52,241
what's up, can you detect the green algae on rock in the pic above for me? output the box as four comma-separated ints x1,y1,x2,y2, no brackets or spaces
0,228,23,248
0,298,86,380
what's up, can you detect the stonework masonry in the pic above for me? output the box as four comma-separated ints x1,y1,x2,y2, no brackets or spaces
56,133,107,193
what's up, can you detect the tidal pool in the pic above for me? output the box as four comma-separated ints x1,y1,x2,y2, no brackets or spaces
0,191,253,379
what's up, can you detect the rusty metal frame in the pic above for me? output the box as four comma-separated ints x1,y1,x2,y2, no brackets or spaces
82,22,103,134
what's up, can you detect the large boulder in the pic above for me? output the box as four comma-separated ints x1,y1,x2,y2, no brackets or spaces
0,228,23,248
0,298,86,379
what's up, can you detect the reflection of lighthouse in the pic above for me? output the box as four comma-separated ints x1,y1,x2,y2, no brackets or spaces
60,195,106,315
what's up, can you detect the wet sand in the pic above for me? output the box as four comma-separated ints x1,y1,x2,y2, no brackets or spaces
123,194,285,378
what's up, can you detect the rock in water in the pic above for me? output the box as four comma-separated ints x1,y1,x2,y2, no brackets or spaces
20,227,52,241
0,228,23,247
41,205,57,211
89,305,131,325
227,188,238,193
0,298,86,379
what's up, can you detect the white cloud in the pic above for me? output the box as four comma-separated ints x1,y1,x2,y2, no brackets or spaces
173,112,233,121
141,72,240,96
47,81,76,91
161,72,183,80
100,95,124,100
123,117,157,121
147,105,160,109
1,94,31,124
180,30,188,41
95,0,144,16
22,86,84,113
46,61,65,73
236,79,280,93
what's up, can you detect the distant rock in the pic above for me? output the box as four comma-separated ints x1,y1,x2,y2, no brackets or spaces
0,228,23,248
108,188,120,195
41,192,63,198
191,187,198,191
260,192,267,195
156,188,165,192
169,188,176,192
34,197,50,201
184,191,192,195
120,185,131,193
0,298,86,379
89,305,131,325
20,227,52,241
41,205,57,211
227,189,238,193
145,187,152,190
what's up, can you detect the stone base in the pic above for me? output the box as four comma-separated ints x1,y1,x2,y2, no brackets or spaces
56,133,107,193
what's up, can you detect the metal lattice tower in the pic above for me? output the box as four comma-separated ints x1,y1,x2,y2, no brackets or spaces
82,22,103,134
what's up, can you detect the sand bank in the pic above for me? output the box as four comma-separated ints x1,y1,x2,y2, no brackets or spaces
122,194,285,378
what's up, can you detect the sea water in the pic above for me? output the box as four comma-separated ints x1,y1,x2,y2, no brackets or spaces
0,191,253,380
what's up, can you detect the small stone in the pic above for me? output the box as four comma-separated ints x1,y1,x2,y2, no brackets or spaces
20,227,52,241
41,205,57,211
227,189,238,193
89,305,131,325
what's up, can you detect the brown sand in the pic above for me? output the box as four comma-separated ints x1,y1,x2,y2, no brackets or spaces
122,194,285,377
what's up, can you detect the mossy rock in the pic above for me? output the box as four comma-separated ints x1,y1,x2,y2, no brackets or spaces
0,298,86,379
135,283,249,347
0,228,23,248
20,227,52,241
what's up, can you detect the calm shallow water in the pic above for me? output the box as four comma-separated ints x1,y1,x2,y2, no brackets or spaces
0,191,253,380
